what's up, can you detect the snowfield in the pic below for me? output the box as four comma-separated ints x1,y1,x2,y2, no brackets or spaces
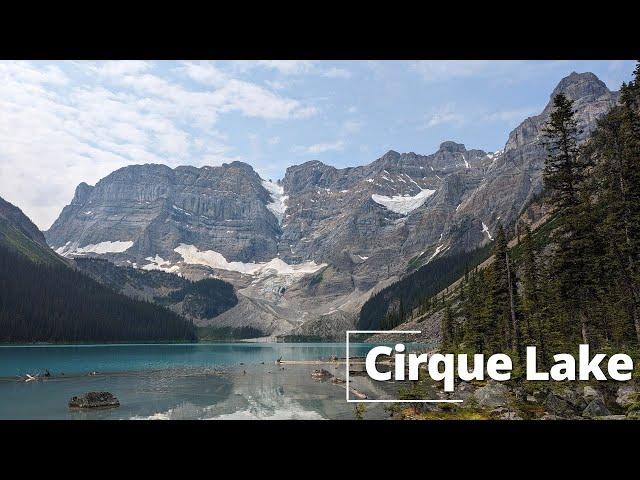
262,180,288,224
371,188,436,215
174,244,326,277
482,221,494,241
55,240,134,257
141,255,181,274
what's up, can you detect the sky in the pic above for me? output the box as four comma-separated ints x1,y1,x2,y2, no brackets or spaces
0,60,635,229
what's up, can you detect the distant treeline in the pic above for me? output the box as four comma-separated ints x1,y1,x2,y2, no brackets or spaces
358,244,492,330
75,257,238,320
0,246,197,343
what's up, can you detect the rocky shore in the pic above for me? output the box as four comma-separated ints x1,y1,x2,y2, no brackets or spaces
390,378,640,420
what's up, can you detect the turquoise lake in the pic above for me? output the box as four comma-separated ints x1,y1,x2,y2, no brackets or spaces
0,343,398,420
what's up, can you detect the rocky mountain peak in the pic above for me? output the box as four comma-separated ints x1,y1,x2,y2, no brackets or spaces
73,182,94,204
381,149,401,160
222,160,260,176
550,71,611,103
438,141,466,153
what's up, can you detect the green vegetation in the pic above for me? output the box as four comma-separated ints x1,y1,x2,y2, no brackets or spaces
0,244,197,343
0,219,65,266
75,257,238,320
358,243,492,330
197,325,264,341
157,278,237,318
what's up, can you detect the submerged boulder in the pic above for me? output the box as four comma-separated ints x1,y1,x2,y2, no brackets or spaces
69,392,120,409
311,369,333,380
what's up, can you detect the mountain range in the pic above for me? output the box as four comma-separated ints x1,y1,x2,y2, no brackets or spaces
39,71,620,339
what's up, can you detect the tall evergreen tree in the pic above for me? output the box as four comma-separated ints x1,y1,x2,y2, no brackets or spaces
543,93,598,343
488,225,513,353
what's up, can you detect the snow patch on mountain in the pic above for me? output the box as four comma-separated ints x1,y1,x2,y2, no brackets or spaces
487,149,503,161
174,244,326,277
371,188,436,215
262,180,288,224
482,222,493,241
141,255,181,274
55,240,134,257
427,243,448,263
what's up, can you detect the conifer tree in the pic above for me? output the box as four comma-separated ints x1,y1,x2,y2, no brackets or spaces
488,225,513,353
543,93,596,343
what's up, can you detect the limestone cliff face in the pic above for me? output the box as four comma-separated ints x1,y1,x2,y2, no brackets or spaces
46,161,281,264
44,72,619,338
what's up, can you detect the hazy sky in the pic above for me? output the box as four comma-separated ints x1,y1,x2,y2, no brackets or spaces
0,60,635,229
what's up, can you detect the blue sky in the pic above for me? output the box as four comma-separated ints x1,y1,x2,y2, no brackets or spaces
0,60,635,228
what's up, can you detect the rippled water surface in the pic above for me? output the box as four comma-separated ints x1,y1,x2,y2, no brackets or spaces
0,343,398,419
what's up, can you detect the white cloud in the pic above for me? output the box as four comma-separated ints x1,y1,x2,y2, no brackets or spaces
179,61,227,86
483,107,539,127
92,60,151,77
343,119,363,134
256,60,315,75
323,67,352,79
294,140,345,155
0,61,317,229
411,61,493,83
410,60,570,85
237,61,352,81
423,104,465,128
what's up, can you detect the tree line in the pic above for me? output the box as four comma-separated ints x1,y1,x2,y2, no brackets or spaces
358,244,492,330
0,245,197,343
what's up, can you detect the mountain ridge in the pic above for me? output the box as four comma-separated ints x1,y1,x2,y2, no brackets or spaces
42,71,620,339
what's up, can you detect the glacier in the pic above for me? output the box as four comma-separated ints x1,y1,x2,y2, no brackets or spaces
371,188,436,215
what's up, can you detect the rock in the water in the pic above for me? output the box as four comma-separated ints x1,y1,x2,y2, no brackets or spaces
69,392,120,409
473,382,509,408
311,369,333,380
616,384,637,408
583,398,610,417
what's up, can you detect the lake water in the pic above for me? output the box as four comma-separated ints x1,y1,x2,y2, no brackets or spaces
0,343,400,420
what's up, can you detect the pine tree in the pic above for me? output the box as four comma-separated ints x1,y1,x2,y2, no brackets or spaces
520,225,538,344
487,225,513,353
585,65,640,345
543,93,597,343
